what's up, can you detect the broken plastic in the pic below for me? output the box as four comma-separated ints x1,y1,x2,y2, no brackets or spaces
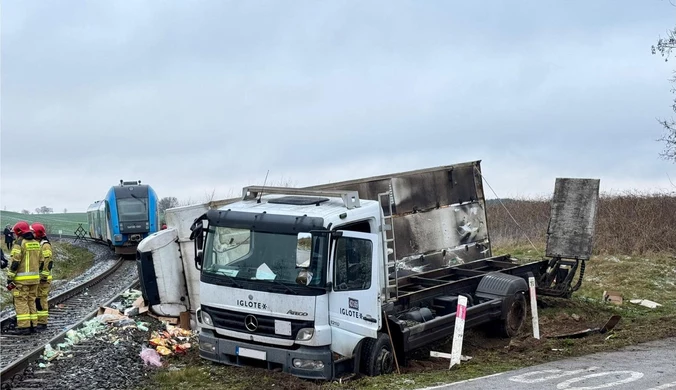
629,299,662,309
140,346,162,367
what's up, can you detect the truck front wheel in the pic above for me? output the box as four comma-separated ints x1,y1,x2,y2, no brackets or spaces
360,333,394,376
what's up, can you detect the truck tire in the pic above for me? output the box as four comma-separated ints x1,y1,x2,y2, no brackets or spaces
360,333,394,376
498,292,527,338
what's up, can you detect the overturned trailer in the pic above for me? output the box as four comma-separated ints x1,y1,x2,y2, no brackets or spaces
136,160,600,379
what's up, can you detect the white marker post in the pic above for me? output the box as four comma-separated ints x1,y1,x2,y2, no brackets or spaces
449,295,468,368
59,230,63,239
528,276,540,339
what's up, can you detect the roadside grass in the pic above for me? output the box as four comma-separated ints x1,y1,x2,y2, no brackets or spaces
137,246,676,390
0,210,88,236
50,242,95,280
0,242,94,311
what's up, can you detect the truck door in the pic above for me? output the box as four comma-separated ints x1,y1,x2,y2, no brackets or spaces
328,231,381,340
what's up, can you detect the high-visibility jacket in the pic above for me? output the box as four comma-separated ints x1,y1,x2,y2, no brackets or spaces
8,235,42,285
39,239,53,281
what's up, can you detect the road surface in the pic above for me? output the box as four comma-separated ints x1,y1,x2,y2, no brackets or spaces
419,338,676,390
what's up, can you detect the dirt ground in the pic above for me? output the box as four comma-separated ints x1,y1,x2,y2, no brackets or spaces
134,293,676,390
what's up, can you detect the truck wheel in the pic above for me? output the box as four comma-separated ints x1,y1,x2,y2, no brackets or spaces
499,293,527,338
360,333,394,376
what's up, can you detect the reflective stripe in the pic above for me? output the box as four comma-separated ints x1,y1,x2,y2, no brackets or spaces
10,248,20,256
7,272,16,278
42,249,52,257
23,241,40,274
16,314,31,320
15,272,40,281
37,311,49,317
24,242,40,249
29,314,38,320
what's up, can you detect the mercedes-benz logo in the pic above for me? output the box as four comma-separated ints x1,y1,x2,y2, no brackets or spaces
244,315,258,332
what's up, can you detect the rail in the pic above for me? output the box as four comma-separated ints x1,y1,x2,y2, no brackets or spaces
0,257,139,383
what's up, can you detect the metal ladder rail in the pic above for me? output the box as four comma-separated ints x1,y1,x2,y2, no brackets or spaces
378,191,398,301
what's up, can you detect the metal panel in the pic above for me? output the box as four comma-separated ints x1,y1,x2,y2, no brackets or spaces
392,240,491,280
545,178,600,260
391,202,488,258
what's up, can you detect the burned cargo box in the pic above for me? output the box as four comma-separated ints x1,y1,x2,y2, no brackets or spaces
310,160,491,277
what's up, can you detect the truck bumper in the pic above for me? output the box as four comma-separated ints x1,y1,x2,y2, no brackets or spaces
199,329,334,380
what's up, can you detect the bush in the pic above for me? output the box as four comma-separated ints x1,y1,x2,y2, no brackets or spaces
487,191,676,255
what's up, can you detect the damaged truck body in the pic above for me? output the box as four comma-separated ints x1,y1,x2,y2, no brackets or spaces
136,160,600,380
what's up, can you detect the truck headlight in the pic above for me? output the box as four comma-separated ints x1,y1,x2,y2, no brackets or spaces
296,328,314,341
200,342,216,353
292,358,324,370
201,311,214,326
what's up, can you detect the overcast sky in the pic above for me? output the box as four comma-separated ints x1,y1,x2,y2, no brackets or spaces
1,0,675,213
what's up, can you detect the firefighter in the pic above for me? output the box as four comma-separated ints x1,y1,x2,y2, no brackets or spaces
6,221,42,335
31,223,52,332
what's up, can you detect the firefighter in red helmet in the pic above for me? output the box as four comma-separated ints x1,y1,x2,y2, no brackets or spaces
31,223,52,332
6,221,42,335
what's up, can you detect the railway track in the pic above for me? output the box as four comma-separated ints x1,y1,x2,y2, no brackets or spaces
0,256,140,385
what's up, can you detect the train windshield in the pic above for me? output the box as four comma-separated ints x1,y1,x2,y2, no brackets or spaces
117,198,148,222
203,227,328,290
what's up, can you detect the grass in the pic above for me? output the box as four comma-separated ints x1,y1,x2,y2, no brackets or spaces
0,241,94,311
0,210,88,236
50,242,95,280
135,245,676,390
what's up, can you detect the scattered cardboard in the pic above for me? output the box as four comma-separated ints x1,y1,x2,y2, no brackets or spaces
179,311,191,330
97,306,122,316
602,290,623,305
145,311,179,325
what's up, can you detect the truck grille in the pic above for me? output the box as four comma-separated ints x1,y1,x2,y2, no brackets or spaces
201,305,314,340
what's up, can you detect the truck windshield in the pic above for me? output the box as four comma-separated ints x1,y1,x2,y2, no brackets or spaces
203,227,327,288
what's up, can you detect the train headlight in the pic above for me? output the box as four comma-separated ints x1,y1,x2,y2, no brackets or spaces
114,234,123,242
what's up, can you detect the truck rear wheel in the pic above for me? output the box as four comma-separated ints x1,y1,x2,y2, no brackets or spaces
499,292,527,338
360,333,394,376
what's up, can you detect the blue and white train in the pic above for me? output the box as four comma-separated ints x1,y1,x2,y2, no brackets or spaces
87,180,160,255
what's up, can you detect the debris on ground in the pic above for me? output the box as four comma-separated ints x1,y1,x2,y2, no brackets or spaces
602,290,623,305
140,346,163,367
148,323,196,357
550,314,621,339
629,299,662,309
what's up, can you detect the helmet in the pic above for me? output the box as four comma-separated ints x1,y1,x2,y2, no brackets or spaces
13,221,30,236
32,223,47,238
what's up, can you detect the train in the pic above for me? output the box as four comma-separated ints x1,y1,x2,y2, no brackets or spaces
86,180,160,255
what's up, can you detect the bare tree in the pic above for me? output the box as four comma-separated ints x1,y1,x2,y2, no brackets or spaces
158,197,179,214
63,208,68,213
21,209,30,214
653,26,676,162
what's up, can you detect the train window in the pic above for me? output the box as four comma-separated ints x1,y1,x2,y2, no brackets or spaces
117,198,148,222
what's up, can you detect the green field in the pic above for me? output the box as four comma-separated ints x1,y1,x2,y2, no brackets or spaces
0,210,88,236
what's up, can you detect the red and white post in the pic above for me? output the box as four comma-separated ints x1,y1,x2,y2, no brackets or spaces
528,276,540,339
449,295,468,368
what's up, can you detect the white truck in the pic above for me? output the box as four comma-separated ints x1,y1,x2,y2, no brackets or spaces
136,160,599,380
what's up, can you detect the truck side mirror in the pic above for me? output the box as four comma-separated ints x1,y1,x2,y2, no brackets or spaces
195,250,203,270
296,269,312,286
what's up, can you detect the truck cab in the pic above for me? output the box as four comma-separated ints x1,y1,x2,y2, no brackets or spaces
194,189,390,379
